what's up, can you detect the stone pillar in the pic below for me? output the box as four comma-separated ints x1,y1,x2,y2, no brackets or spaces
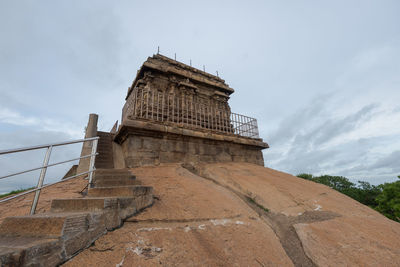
77,114,98,174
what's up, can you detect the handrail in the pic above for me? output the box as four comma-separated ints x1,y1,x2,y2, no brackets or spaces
0,137,99,214
0,152,98,180
0,169,93,203
0,136,99,155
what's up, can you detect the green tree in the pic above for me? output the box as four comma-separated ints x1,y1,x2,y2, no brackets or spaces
311,175,355,192
351,181,381,207
375,180,400,222
297,173,313,180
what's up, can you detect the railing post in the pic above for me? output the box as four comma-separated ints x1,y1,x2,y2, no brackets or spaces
30,145,52,215
88,138,98,188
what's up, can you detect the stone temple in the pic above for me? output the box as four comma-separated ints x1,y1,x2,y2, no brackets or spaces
101,54,269,169
3,54,400,267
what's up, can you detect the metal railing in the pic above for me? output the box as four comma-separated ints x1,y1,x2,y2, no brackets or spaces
0,137,99,214
230,113,259,138
122,87,260,138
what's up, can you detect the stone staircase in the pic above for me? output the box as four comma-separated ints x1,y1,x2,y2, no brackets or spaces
95,131,115,169
0,168,153,266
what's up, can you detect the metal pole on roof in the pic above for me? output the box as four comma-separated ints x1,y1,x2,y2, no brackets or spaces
216,71,219,77
174,53,176,60
190,59,192,66
203,65,205,72
157,46,160,54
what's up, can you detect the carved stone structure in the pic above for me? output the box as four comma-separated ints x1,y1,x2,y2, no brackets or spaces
114,54,268,167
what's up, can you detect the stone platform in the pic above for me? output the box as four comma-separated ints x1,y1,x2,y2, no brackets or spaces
114,119,268,168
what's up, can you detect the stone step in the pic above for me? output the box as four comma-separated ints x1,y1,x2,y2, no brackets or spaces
88,185,153,198
98,132,113,136
94,169,136,180
95,164,114,169
51,198,118,213
96,158,112,162
97,150,112,154
95,154,112,158
0,236,61,266
94,179,141,187
96,155,112,158
97,149,112,153
98,143,113,147
51,198,122,229
97,145,112,150
0,212,105,239
98,145,112,148
98,142,112,146
95,162,114,169
93,174,136,181
96,159,112,163
97,150,111,153
0,212,106,262
50,196,153,221
96,159,113,164
96,162,112,166
97,154,112,158
95,162,113,165
95,131,114,169
97,151,112,155
95,168,133,174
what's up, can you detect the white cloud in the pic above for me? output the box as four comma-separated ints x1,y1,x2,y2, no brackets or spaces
321,107,400,149
0,107,39,126
264,96,400,184
0,107,82,138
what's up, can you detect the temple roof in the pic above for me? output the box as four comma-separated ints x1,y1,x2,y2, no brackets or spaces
126,54,234,100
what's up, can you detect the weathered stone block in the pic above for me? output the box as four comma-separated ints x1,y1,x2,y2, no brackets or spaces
183,154,200,164
187,141,200,154
216,151,232,162
205,144,217,155
140,157,158,166
129,137,142,150
174,140,187,152
160,151,185,163
199,155,214,162
160,139,174,152
142,137,161,151
125,157,141,168
232,155,245,162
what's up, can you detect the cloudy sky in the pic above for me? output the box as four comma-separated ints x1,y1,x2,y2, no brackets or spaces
1,0,399,192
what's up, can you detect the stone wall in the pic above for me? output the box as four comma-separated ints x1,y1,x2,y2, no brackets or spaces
120,133,264,168
115,120,266,168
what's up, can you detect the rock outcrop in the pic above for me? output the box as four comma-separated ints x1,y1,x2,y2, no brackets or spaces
63,163,400,266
